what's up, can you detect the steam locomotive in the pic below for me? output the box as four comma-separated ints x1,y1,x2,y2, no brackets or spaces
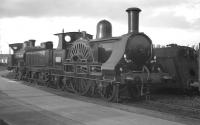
7,7,177,101
153,44,199,92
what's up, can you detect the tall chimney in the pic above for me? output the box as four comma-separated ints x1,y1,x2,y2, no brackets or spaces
126,7,141,33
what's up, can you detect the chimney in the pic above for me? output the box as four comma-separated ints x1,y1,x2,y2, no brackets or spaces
23,41,28,49
126,7,141,33
29,39,36,47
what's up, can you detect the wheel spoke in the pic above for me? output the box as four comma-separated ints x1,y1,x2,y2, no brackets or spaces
100,83,118,101
71,78,91,95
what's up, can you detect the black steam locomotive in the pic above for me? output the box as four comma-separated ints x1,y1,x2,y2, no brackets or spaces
153,44,199,92
8,7,176,101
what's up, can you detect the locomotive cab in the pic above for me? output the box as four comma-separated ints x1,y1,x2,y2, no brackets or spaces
8,43,24,70
55,31,93,49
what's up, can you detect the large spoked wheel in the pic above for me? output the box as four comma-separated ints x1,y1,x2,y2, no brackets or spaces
70,78,91,96
100,83,118,101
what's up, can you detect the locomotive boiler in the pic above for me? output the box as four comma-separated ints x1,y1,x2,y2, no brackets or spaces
7,7,171,101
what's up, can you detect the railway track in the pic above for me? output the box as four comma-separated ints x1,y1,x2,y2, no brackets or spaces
134,95,200,119
146,100,200,113
147,101,200,116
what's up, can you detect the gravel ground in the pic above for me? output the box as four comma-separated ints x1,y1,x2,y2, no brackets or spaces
0,66,7,71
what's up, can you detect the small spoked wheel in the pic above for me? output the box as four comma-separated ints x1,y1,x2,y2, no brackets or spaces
70,78,91,96
100,83,118,101
61,77,73,91
32,72,38,84
43,73,50,86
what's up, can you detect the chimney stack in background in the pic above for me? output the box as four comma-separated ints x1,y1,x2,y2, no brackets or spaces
29,39,36,47
126,7,141,33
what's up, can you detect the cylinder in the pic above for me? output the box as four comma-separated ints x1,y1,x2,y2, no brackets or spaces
126,7,141,33
96,20,112,39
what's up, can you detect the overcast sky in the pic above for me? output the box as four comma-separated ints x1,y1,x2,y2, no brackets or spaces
0,0,200,53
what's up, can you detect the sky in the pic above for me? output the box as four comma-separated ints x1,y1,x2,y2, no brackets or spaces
0,0,200,53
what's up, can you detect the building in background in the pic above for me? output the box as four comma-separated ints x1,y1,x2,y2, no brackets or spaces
0,54,10,65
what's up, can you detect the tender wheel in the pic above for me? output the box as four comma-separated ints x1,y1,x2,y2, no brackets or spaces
14,68,19,79
27,71,32,83
44,72,50,87
70,78,91,96
31,72,38,84
24,71,30,81
37,72,49,86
